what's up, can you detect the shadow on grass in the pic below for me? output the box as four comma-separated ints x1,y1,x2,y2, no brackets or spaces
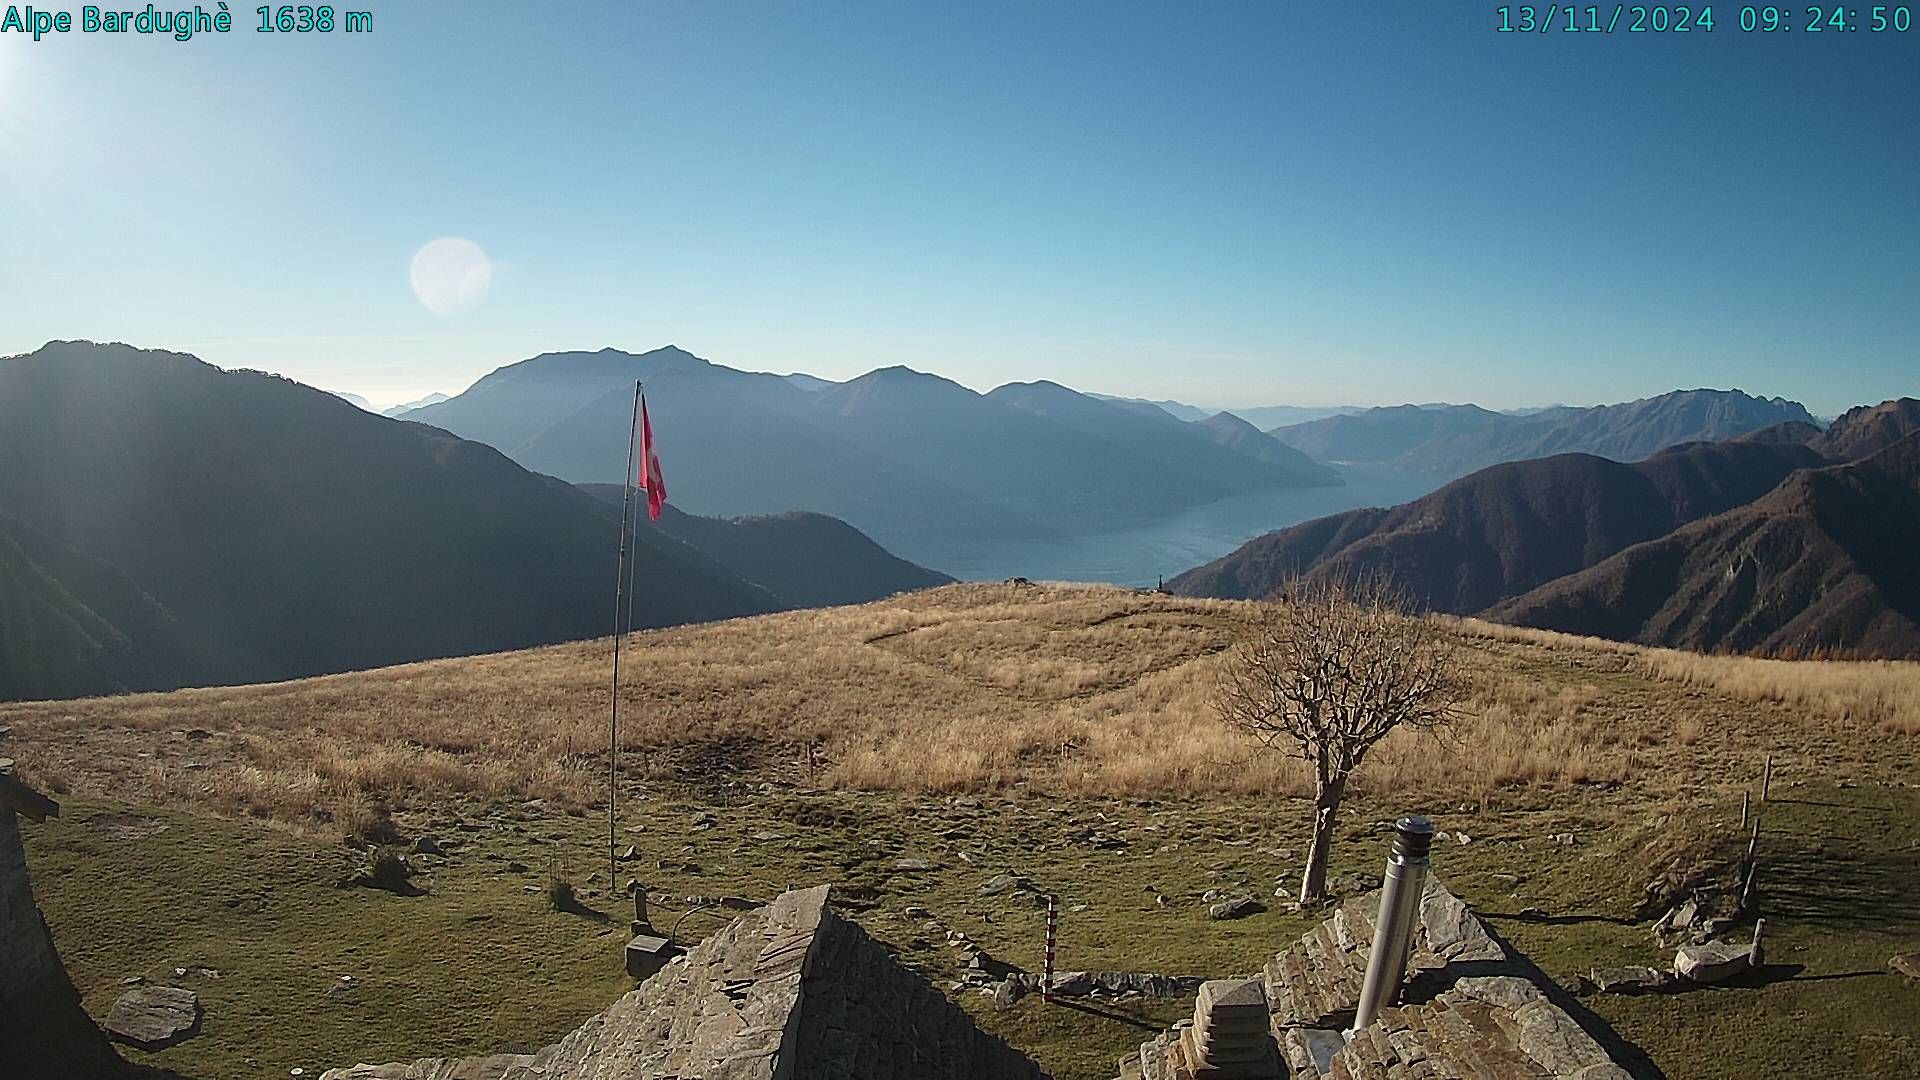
1765,796,1895,812
554,895,612,924
1045,997,1165,1033
1477,923,1668,1080
125,1064,194,1080
1754,834,1920,930
1482,910,1636,927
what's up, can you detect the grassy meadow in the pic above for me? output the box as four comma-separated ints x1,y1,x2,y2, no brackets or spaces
3,583,1917,1078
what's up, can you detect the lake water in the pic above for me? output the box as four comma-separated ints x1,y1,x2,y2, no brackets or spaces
893,465,1443,586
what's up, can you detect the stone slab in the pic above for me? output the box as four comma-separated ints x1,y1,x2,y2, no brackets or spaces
105,985,200,1049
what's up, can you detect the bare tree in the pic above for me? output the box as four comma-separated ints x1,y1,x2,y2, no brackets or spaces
1211,575,1462,905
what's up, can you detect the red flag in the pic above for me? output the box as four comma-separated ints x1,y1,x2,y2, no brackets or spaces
637,394,667,521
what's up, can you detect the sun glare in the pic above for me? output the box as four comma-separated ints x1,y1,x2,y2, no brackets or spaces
409,237,495,317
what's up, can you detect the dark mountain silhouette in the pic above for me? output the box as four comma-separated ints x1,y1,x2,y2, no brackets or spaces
1734,421,1823,446
1810,397,1920,461
0,343,929,701
579,491,952,608
408,348,1340,552
0,513,201,700
1167,439,1827,613
1267,390,1815,475
1491,433,1920,658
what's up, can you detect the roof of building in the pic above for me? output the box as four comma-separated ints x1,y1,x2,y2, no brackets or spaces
1120,880,1646,1080
323,885,1047,1080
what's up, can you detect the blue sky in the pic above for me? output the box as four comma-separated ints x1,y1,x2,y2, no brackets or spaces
1,2,1913,413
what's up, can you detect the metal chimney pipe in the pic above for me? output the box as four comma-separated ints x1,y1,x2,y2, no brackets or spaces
1351,815,1435,1033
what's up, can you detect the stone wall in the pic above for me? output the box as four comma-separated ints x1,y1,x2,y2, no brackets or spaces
0,779,124,1078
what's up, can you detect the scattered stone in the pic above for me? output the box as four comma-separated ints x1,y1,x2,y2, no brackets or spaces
1050,971,1094,996
1589,966,1673,995
1330,872,1381,897
750,831,786,843
1890,952,1920,980
1676,940,1753,984
993,977,1026,1009
1557,971,1596,996
978,872,1033,897
903,905,930,918
1208,895,1262,920
1455,833,1473,846
105,986,201,1049
1551,832,1578,846
505,861,529,873
893,858,933,872
411,837,445,856
1202,888,1224,904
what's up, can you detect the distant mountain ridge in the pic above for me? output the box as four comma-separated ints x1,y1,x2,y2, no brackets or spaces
1493,431,1920,658
406,347,1343,554
1267,389,1816,475
0,342,948,701
1174,396,1920,658
1168,438,1828,613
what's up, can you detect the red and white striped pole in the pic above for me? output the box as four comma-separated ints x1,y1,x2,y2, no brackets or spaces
1043,894,1058,1002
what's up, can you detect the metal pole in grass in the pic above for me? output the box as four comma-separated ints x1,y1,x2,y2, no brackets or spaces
1043,894,1057,1002
607,380,642,892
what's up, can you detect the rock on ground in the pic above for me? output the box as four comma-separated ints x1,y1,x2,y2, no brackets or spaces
1589,966,1673,995
105,985,200,1049
1889,952,1920,980
1674,940,1752,984
1208,895,1262,920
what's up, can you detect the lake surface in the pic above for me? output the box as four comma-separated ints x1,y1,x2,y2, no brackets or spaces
893,465,1443,586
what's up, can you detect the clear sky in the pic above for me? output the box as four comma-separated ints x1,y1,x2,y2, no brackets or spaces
1,2,1914,413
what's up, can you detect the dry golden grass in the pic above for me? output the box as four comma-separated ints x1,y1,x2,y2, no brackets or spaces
4,584,1913,832
1455,616,1920,736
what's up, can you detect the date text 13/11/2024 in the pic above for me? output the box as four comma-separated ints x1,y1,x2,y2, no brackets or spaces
1498,4,1912,31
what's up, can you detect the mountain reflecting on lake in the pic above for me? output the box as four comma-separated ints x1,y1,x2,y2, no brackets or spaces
892,464,1443,586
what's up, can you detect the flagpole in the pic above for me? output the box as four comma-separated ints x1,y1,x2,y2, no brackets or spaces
608,379,642,893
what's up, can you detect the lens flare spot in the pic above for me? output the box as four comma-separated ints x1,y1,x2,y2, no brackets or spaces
409,237,494,316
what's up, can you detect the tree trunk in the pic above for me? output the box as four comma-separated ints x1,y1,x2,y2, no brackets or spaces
1298,772,1348,905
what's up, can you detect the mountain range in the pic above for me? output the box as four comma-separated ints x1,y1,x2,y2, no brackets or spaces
1266,390,1817,476
0,342,948,701
1173,400,1920,658
401,347,1343,553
